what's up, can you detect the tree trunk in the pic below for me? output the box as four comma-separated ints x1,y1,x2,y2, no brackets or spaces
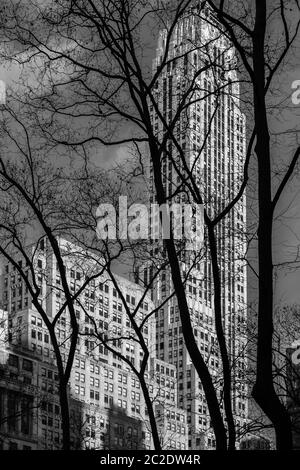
252,0,293,450
139,374,162,451
208,223,236,450
59,381,71,450
149,142,227,449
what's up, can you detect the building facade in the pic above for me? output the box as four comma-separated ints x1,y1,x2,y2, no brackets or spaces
240,436,271,450
286,347,300,449
0,239,187,450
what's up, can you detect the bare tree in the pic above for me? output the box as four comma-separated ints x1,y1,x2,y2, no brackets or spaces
2,0,299,450
0,103,123,449
60,159,209,450
0,0,250,449
204,0,300,449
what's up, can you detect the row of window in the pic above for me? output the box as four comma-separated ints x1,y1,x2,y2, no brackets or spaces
0,441,32,450
166,421,186,435
41,367,58,381
154,362,175,377
8,354,33,372
31,329,49,343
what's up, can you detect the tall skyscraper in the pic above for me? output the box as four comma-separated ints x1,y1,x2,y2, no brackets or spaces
147,3,248,449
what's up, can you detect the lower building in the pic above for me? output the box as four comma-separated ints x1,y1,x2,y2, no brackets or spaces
240,436,271,450
286,347,300,449
0,245,188,450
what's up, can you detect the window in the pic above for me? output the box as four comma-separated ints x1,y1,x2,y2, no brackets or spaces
8,354,19,368
23,359,33,372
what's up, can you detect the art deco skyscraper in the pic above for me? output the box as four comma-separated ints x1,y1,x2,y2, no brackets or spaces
147,3,248,449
